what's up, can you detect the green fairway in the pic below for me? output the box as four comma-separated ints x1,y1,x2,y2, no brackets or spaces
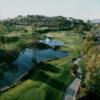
0,31,82,100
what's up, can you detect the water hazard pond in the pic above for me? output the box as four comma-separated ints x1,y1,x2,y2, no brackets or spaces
0,48,69,91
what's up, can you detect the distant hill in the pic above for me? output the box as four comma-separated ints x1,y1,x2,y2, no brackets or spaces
91,19,100,23
0,15,92,32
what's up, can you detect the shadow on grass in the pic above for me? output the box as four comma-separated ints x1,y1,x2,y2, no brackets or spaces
10,62,67,92
30,69,66,91
37,63,60,73
78,92,100,100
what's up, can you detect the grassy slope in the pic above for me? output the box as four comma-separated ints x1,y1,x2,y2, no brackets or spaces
0,31,82,100
0,25,33,51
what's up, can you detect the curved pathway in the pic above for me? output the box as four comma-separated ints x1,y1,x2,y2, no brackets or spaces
63,58,82,100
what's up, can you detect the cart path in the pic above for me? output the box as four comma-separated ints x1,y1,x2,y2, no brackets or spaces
63,58,82,100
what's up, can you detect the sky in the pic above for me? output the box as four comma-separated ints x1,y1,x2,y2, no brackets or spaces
0,0,100,20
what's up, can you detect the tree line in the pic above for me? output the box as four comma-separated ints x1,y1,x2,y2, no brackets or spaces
0,15,92,33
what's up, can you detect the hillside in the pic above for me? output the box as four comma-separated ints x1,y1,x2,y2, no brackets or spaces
0,15,91,31
0,15,100,100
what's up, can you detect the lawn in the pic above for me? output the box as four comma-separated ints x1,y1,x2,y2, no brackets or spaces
0,31,82,100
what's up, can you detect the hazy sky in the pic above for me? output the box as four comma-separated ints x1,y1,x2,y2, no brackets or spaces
0,0,100,20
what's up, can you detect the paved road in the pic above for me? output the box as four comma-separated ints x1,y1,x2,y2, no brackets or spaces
63,58,82,100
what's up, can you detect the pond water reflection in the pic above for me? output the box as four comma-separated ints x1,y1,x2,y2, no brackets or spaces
0,48,68,90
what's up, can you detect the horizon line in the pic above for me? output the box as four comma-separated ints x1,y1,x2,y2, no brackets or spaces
0,14,100,21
